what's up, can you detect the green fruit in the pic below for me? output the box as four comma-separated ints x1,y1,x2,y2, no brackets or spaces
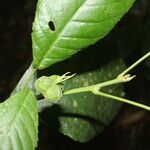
35,75,64,103
35,76,53,94
44,85,63,103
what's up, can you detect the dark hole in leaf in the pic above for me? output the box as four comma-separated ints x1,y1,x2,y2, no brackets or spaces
48,21,55,31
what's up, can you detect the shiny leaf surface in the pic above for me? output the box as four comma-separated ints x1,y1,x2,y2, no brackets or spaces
0,88,38,150
32,0,135,69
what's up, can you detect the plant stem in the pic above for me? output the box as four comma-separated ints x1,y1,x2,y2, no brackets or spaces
64,78,123,95
118,51,150,77
64,79,150,111
37,99,53,112
92,91,150,111
64,74,135,95
63,52,150,111
11,63,37,95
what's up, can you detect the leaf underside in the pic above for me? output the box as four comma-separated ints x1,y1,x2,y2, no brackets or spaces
0,88,38,150
47,44,126,142
59,60,125,142
32,0,135,70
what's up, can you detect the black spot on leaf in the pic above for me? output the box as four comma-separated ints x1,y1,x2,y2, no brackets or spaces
48,21,55,31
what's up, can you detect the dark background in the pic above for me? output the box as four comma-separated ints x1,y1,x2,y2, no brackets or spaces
0,0,150,150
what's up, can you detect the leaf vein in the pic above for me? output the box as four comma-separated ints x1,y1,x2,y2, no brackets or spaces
38,0,87,67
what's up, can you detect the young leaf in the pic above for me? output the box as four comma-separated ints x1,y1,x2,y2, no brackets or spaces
0,88,38,150
32,0,135,69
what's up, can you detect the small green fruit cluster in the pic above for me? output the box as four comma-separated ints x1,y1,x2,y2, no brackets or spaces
35,75,63,103
35,73,75,103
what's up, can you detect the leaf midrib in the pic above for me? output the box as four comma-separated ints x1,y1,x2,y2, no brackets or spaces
37,0,87,68
4,90,31,139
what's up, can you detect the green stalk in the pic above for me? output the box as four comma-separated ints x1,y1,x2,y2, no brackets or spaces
92,91,150,111
63,51,150,111
64,78,123,95
118,51,150,77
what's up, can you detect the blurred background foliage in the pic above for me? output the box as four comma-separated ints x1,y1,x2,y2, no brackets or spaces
0,0,149,150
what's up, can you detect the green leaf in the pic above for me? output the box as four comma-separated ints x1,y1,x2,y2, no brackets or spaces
32,0,135,69
58,60,125,142
44,40,126,142
0,88,38,150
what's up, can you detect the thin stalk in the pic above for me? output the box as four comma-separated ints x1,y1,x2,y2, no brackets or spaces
118,51,150,77
64,78,123,95
63,52,150,111
92,91,150,111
